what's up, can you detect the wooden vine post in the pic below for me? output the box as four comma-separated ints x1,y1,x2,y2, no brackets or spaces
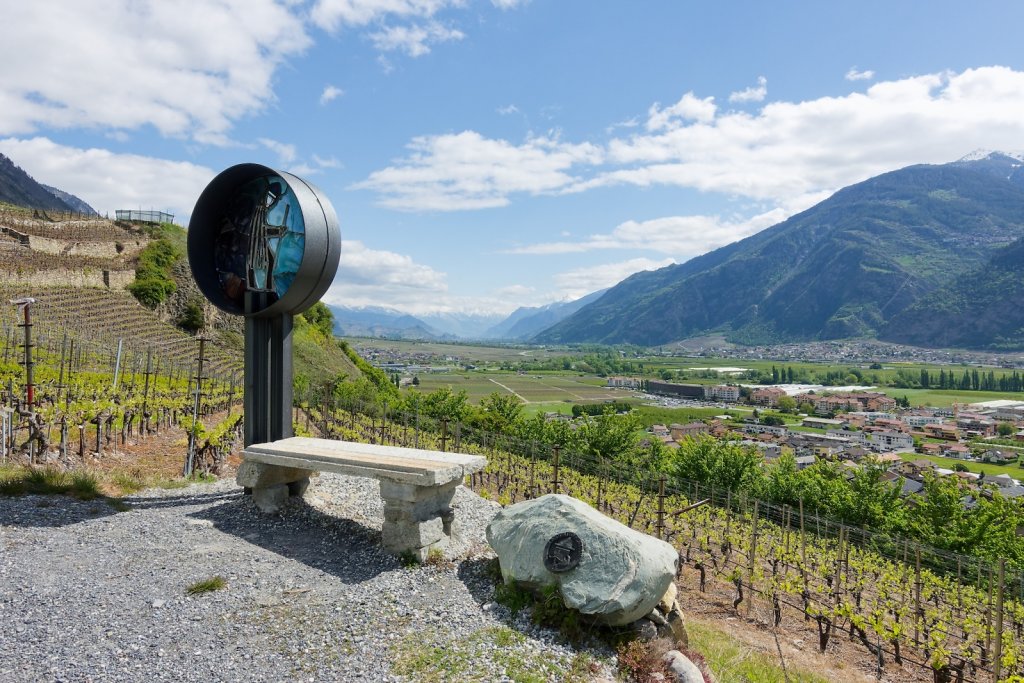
551,445,560,494
994,558,1005,683
656,475,666,540
747,500,760,617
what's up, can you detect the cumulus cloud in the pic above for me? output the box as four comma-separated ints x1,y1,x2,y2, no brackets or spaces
324,240,530,315
0,1,310,145
600,66,1024,200
325,239,448,308
369,21,464,56
845,67,876,81
360,67,1024,214
0,137,213,220
509,208,768,257
258,138,298,165
646,92,717,130
728,76,767,103
552,258,676,300
320,85,345,105
310,0,461,32
351,130,603,210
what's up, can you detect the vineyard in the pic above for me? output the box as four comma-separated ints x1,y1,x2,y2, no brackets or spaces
302,400,1024,683
0,291,242,477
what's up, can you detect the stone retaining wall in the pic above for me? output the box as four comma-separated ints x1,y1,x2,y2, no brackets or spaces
0,268,135,289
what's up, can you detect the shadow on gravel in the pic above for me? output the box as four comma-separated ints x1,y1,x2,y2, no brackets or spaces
189,497,393,583
0,495,121,527
457,556,499,605
123,490,244,510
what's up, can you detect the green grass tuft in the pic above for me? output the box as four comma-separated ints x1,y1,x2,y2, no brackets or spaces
186,576,227,595
0,465,101,500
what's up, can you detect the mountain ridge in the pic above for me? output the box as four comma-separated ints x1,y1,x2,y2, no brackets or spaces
537,154,1024,349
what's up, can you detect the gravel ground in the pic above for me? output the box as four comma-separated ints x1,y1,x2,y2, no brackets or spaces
0,475,615,682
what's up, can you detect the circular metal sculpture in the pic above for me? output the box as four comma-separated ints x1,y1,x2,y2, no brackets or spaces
543,532,583,573
188,163,340,318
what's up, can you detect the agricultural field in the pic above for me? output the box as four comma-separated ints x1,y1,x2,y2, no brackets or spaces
410,371,634,408
343,337,568,364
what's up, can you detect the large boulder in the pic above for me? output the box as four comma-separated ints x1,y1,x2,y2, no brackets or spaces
485,494,678,626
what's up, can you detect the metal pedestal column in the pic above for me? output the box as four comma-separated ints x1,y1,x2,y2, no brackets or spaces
244,292,293,447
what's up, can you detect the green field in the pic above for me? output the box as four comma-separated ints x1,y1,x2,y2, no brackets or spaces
897,452,1024,478
344,337,567,363
892,387,1020,408
410,371,632,406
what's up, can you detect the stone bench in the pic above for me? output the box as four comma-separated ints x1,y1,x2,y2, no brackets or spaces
237,436,487,561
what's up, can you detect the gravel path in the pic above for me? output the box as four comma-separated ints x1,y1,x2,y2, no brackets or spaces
0,475,614,682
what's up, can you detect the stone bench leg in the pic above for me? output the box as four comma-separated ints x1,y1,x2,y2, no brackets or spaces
379,480,459,562
237,461,314,513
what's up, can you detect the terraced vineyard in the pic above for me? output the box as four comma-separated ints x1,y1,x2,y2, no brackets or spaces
0,286,241,377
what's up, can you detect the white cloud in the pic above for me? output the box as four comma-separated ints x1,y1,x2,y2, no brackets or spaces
313,154,343,169
553,258,676,300
728,76,767,103
492,0,528,8
0,137,213,221
325,239,448,308
310,0,461,32
369,21,464,56
351,130,603,210
258,138,298,165
845,67,876,81
324,240,529,315
320,85,345,105
601,66,1024,201
0,1,310,144
506,206,793,258
646,92,717,131
497,104,520,116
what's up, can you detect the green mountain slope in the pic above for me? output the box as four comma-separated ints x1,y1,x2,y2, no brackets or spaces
882,236,1024,350
537,157,1024,347
0,152,74,212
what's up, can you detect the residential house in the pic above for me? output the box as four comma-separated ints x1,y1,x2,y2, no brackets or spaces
828,429,867,444
874,453,905,470
670,421,711,441
704,384,740,402
794,455,817,470
904,414,944,429
803,417,845,430
750,387,787,407
743,424,788,437
942,443,972,460
899,458,936,476
920,442,943,456
957,413,996,437
981,449,1017,465
867,430,914,452
922,423,960,441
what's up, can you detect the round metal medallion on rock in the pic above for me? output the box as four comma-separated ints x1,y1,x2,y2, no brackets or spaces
543,531,583,573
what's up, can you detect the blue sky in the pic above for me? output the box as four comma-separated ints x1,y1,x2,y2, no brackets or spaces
3,1,1024,318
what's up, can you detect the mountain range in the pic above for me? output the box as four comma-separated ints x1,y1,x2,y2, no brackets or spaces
538,152,1024,350
483,289,608,340
329,290,609,342
0,152,97,214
